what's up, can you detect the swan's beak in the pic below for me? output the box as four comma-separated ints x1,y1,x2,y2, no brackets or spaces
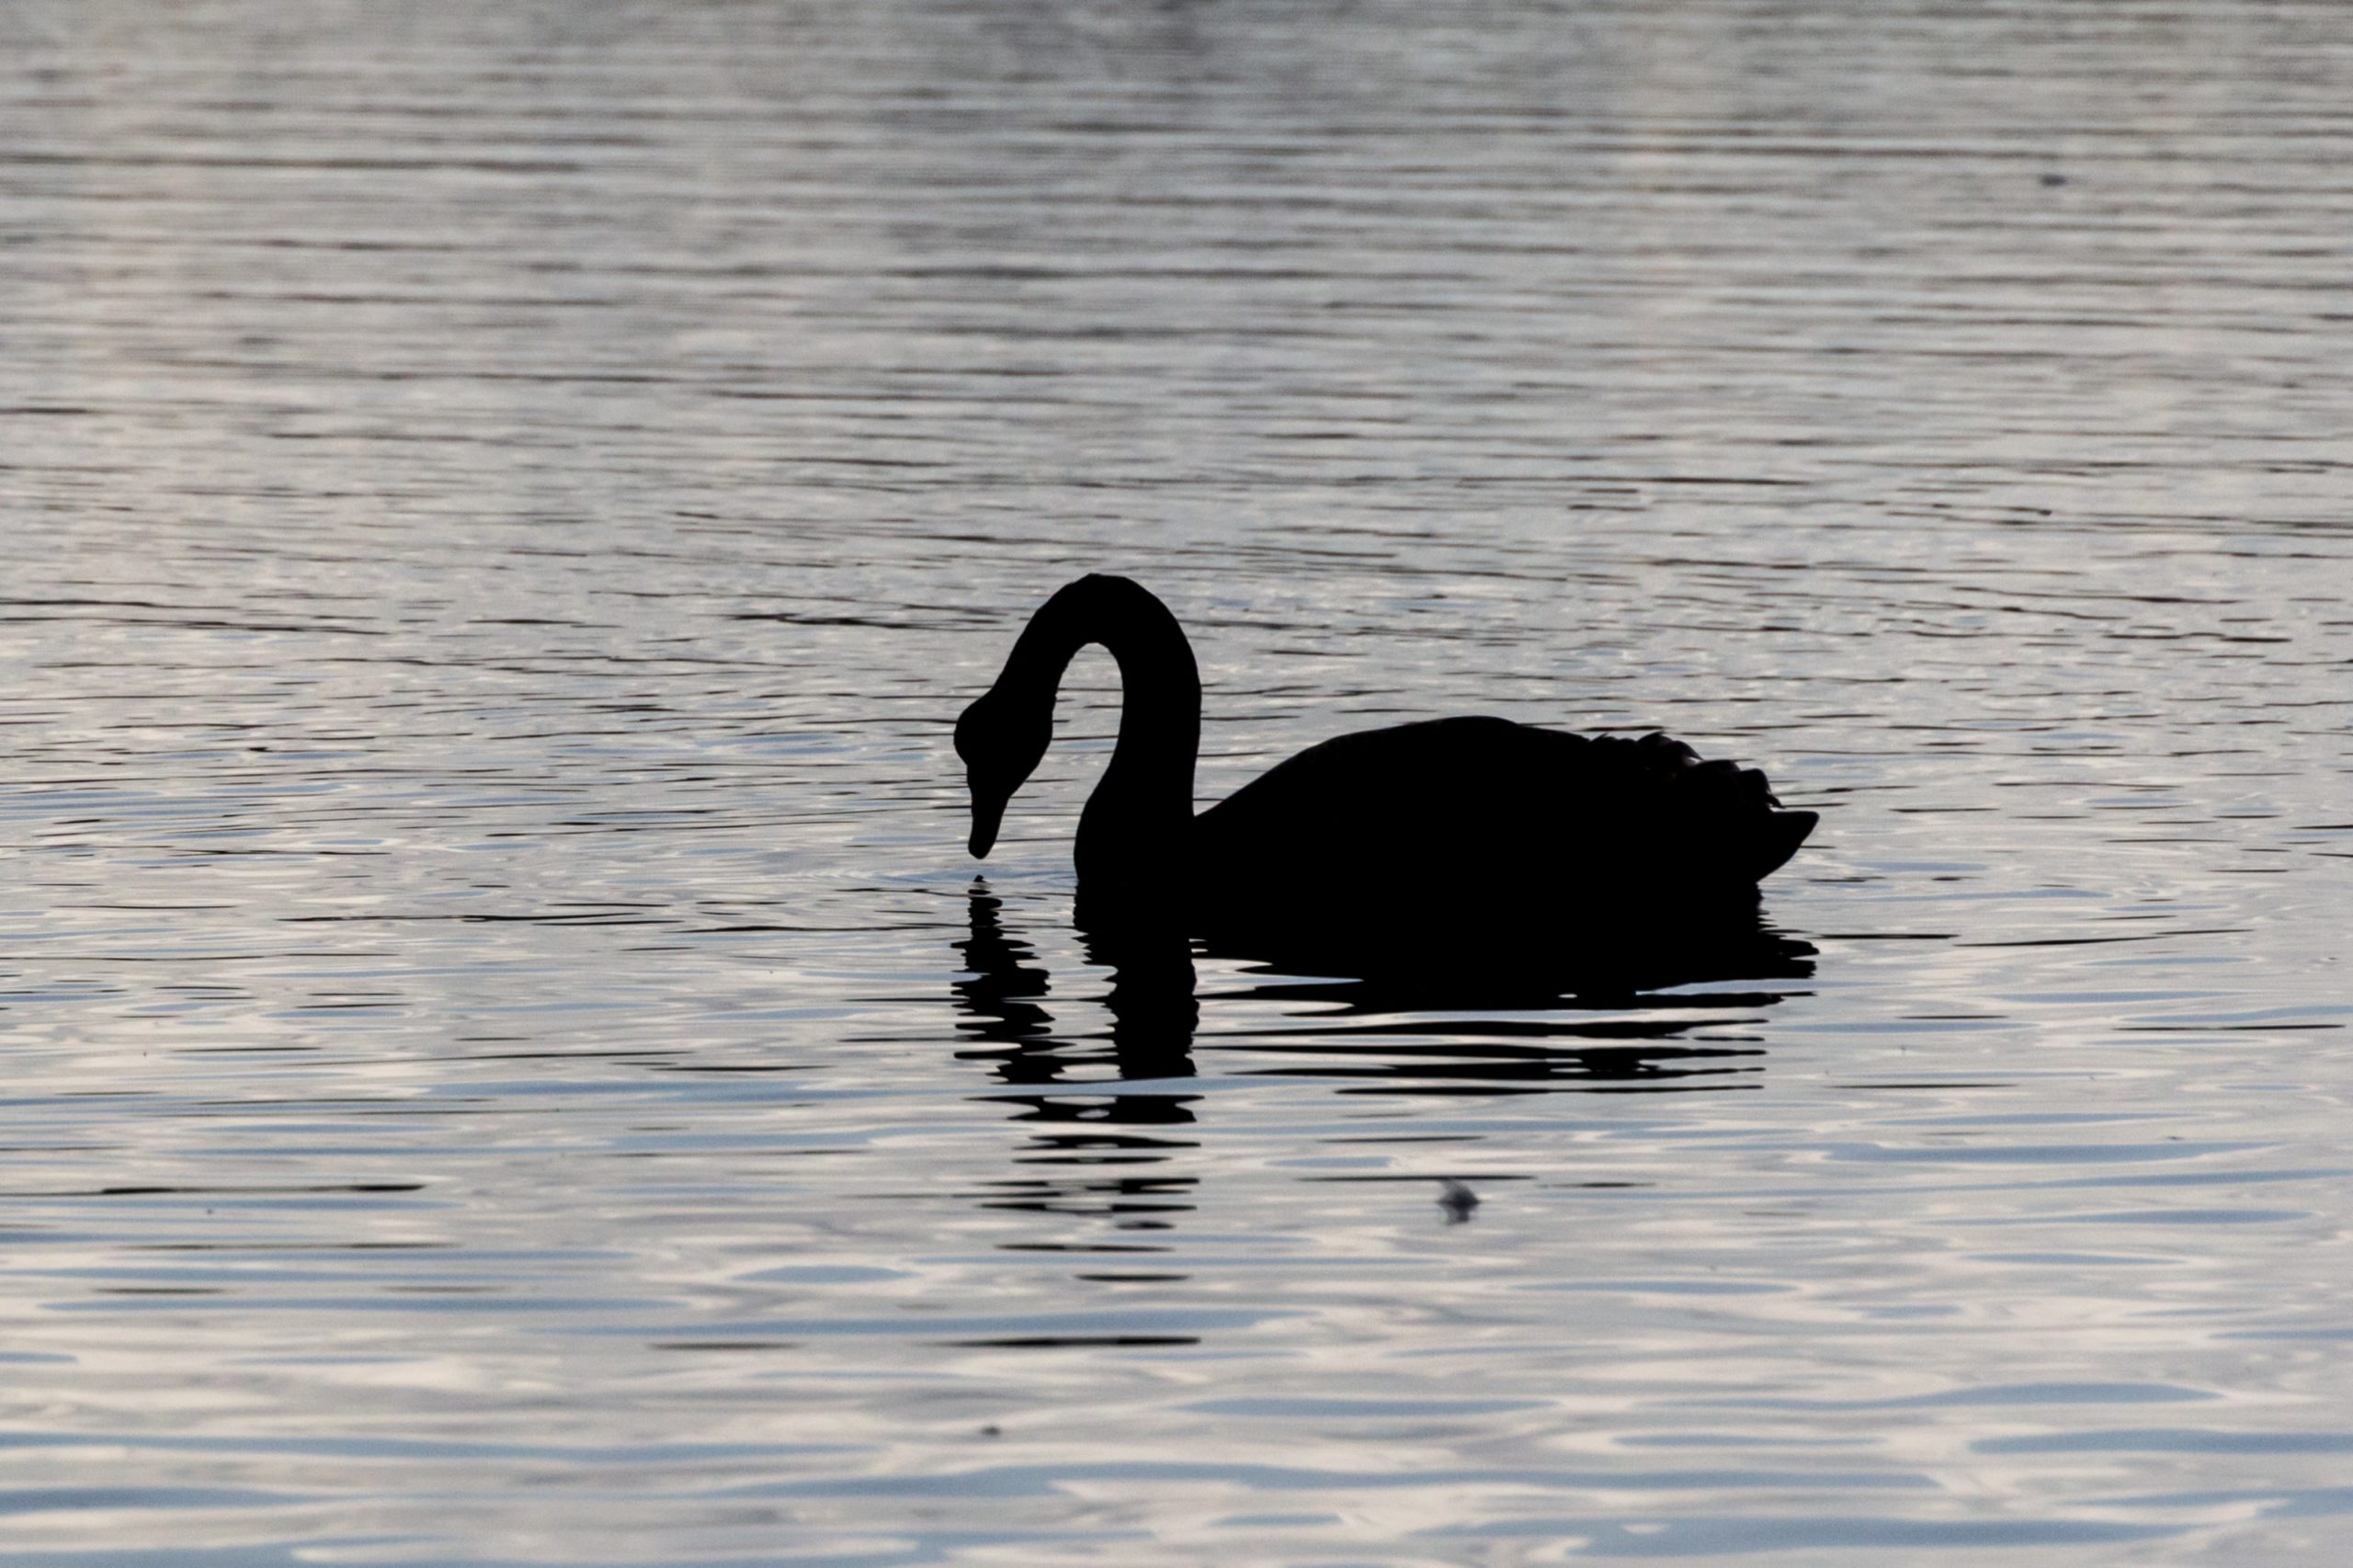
967,779,1007,858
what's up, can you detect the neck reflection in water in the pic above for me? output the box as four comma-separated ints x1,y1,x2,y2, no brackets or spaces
952,884,1204,1250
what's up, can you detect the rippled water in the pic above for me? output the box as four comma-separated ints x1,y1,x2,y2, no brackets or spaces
5,1,2352,1562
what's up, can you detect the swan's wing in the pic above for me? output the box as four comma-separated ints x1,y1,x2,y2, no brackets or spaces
1195,717,1813,894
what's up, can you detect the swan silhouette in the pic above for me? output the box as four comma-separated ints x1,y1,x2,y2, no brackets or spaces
954,575,1815,936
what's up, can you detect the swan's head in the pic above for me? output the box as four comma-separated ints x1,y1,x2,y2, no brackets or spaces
954,689,1050,858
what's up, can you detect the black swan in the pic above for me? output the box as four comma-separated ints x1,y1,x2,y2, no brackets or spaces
954,574,1815,937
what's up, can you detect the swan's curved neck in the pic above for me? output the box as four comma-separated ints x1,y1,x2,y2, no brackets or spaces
995,575,1200,879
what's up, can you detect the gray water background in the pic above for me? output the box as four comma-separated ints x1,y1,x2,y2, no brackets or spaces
4,1,2351,1562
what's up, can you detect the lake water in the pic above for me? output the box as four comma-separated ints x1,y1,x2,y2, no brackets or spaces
4,1,2351,1562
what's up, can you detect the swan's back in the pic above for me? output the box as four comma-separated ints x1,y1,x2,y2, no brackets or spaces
1193,717,1813,916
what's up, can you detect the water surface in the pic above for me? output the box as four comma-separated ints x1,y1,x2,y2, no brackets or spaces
4,2,2351,1562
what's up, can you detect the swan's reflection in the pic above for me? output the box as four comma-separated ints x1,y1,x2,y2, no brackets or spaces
954,879,1816,1127
949,883,1818,1270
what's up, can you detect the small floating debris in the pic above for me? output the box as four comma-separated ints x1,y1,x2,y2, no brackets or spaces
1437,1179,1480,1224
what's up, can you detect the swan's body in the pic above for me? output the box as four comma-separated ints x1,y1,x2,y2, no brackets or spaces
954,575,1814,935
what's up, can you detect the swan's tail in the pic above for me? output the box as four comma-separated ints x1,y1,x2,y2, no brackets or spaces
1620,732,1815,887
1749,810,1818,883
